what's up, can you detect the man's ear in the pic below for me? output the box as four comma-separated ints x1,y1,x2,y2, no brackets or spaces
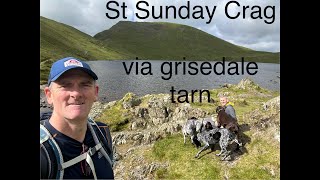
44,87,53,105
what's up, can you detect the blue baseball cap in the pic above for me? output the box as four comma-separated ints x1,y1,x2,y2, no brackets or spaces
47,57,98,86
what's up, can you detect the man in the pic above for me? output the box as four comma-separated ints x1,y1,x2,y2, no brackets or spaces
40,57,114,179
219,96,237,121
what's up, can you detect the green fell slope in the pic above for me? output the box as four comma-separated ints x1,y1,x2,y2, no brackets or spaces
94,21,280,63
40,16,133,84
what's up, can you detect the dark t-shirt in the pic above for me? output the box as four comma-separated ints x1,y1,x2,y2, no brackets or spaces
40,121,114,179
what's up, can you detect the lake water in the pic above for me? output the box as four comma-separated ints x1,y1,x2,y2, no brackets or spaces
86,60,280,103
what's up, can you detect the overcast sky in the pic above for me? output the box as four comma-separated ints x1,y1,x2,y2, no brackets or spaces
40,0,280,52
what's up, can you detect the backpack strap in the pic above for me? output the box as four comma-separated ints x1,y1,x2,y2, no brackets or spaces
59,142,102,180
40,121,105,180
59,118,113,179
88,119,113,167
40,123,64,179
59,120,113,180
40,111,114,179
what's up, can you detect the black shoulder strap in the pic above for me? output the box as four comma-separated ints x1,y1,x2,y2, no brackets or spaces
88,119,114,168
90,120,113,156
40,120,60,179
40,136,59,179
40,111,113,156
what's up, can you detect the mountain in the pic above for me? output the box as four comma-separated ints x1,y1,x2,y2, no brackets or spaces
40,16,133,84
94,21,279,63
40,17,279,84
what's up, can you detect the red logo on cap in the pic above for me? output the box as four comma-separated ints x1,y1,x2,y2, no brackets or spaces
64,59,83,67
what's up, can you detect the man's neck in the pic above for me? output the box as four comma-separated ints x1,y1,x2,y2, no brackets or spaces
49,113,88,143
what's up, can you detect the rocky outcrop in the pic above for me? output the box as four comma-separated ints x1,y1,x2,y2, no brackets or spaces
263,96,280,111
236,77,261,90
120,92,142,109
220,78,261,91
245,96,280,142
89,101,110,119
111,100,211,146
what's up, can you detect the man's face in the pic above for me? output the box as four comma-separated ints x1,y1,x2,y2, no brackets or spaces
44,69,99,121
220,97,228,106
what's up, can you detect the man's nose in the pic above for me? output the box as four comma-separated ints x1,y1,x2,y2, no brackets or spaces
70,86,83,98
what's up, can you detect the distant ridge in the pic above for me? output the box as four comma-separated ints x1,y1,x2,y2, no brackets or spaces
94,21,279,62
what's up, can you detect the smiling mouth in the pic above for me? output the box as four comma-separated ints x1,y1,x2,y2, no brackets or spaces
69,102,85,105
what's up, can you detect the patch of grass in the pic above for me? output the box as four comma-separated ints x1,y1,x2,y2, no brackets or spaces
95,101,131,132
155,167,167,179
229,136,280,179
190,102,216,114
146,134,223,179
144,131,279,179
189,86,279,125
139,95,151,108
230,167,274,179
235,98,249,106
121,92,135,102
111,118,130,131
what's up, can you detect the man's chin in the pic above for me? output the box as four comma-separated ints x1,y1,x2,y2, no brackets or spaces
65,115,87,121
65,106,89,118
66,112,88,120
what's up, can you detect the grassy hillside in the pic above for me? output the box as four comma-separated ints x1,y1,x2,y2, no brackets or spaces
40,16,133,84
94,21,280,63
40,17,279,84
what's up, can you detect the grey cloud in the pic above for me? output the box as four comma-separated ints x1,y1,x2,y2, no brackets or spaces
40,0,280,52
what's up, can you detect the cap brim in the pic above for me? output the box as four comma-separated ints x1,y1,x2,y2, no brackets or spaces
48,67,98,85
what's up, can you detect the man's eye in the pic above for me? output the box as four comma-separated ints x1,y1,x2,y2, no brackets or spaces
83,83,93,87
60,84,71,88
